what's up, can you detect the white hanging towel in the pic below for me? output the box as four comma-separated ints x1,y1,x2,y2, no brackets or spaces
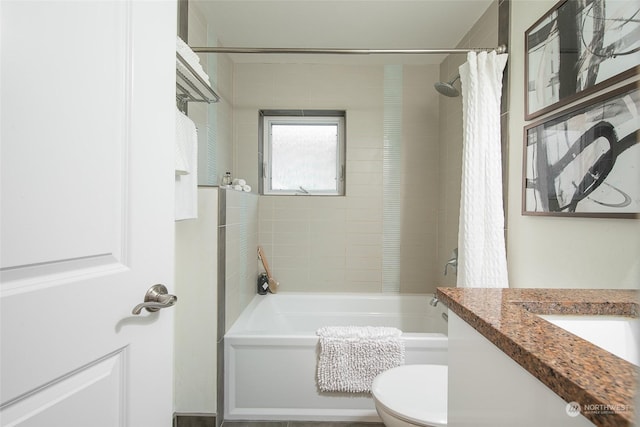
457,51,509,288
175,108,198,220
316,326,405,393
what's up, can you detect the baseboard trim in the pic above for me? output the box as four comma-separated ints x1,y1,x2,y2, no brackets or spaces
174,413,217,427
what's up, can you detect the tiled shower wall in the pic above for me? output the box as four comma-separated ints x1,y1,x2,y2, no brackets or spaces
221,189,259,331
233,63,441,294
211,189,259,427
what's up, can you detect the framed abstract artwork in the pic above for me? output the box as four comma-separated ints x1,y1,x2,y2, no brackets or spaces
525,0,640,119
522,82,639,218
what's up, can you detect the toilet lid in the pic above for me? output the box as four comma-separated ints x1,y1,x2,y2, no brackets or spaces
371,365,447,427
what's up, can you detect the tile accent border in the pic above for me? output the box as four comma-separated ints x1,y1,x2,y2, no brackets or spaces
382,64,402,293
217,188,227,427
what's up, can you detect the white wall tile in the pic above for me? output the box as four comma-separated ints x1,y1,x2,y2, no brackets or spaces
272,220,309,234
308,207,347,221
348,145,384,159
233,62,444,293
346,244,383,258
346,255,382,270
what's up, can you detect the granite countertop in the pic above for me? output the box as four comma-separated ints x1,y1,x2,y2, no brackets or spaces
435,288,638,427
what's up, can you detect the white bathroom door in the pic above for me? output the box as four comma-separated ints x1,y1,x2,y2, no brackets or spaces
1,1,176,426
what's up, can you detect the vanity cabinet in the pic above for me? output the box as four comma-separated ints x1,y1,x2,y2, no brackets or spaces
447,310,594,427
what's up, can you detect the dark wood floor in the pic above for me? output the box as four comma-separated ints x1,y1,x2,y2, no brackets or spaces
175,415,384,427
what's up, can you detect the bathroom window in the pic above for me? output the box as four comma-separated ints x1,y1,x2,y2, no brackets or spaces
260,110,346,195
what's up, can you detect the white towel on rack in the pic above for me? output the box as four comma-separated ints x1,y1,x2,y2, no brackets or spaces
175,107,195,176
175,110,190,176
176,36,211,87
175,108,198,220
316,326,405,393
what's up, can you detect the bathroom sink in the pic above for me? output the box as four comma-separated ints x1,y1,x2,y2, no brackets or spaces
539,314,639,366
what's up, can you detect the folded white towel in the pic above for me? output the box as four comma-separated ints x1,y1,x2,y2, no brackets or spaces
176,37,201,66
175,108,198,220
316,326,405,393
232,178,246,186
242,184,251,192
176,36,211,87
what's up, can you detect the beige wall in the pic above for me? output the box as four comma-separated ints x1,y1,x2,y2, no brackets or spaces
233,63,442,293
174,188,219,414
506,1,640,289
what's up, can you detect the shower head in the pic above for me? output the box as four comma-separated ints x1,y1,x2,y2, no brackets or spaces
434,75,460,97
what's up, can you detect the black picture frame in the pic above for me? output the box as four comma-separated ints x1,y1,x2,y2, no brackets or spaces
522,82,639,218
525,0,640,120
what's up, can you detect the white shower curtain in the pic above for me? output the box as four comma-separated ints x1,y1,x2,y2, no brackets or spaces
457,51,509,288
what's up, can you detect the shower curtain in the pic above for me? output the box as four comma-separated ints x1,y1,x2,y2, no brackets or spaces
457,51,509,288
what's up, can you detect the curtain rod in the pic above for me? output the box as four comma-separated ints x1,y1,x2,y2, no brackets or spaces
191,45,507,55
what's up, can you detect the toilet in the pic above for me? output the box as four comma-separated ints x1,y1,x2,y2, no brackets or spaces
371,364,447,427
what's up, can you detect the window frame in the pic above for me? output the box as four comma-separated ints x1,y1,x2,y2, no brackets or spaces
260,111,346,196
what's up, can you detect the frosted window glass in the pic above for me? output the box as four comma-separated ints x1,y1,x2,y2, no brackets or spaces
262,113,345,195
271,124,338,191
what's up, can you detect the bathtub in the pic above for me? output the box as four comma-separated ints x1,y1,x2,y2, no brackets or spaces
224,292,448,421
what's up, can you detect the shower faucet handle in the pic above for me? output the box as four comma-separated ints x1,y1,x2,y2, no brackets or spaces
444,248,458,276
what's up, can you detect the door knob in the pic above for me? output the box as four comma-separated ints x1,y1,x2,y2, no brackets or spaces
132,284,177,315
